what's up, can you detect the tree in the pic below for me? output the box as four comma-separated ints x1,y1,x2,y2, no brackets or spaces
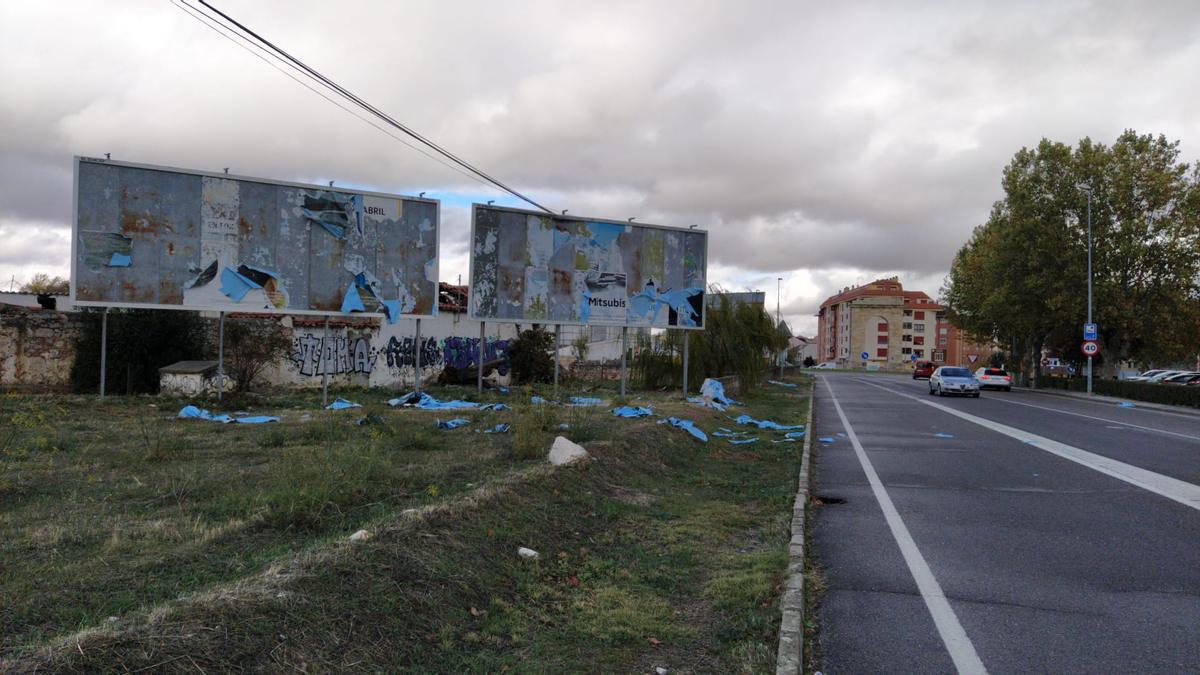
507,327,555,384
19,273,69,295
943,130,1200,383
223,318,292,392
69,309,211,394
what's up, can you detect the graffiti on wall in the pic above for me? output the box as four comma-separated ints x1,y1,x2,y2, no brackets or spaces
289,333,510,377
290,333,375,376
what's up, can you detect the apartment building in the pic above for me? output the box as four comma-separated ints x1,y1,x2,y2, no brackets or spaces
816,277,992,369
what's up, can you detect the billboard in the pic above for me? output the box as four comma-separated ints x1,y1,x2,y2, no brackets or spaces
71,157,439,321
469,204,707,329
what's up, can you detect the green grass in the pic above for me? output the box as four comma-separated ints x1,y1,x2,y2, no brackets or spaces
1,377,811,672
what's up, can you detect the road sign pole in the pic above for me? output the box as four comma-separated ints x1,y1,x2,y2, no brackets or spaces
1086,188,1093,395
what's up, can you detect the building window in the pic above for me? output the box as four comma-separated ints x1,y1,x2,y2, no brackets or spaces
877,348,888,357
902,322,912,330
939,327,948,335
936,311,946,320
915,311,925,320
938,337,947,346
902,334,912,342
877,322,888,332
914,336,925,346
901,347,912,355
914,349,924,358
913,323,925,332
877,335,888,344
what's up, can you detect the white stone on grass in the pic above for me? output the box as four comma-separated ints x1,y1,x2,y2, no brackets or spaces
548,436,589,466
518,547,540,560
349,529,371,542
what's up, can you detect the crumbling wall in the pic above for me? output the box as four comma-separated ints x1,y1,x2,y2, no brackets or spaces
0,308,83,389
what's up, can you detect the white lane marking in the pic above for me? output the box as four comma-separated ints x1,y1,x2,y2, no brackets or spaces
854,379,1200,512
822,377,988,675
868,378,1200,443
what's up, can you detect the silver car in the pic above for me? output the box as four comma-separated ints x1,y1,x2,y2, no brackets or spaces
929,366,981,398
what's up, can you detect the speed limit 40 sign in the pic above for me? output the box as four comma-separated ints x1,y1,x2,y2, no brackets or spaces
1081,340,1100,356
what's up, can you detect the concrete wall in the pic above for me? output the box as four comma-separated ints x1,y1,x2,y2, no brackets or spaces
0,308,82,389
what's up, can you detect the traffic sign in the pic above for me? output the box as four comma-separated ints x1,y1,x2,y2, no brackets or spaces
967,354,979,364
860,351,869,361
1083,323,1098,340
1081,340,1099,356
911,353,918,362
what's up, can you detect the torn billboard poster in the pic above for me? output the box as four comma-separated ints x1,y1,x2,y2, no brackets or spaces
469,204,707,329
71,157,439,320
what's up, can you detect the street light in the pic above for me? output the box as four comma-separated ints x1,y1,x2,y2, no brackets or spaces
1082,185,1094,395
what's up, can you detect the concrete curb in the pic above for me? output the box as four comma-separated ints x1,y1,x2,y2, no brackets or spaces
1011,386,1200,418
776,378,815,675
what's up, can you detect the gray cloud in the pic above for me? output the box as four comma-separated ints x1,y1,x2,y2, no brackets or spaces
3,0,1199,335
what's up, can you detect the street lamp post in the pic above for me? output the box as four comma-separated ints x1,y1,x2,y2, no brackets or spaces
1085,187,1093,395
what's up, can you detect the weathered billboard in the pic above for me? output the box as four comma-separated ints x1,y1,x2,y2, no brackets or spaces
469,204,707,329
71,157,439,320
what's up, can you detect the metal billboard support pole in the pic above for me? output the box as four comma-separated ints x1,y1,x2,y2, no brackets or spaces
620,326,628,396
553,324,561,396
414,318,422,393
477,321,485,395
99,307,108,400
216,311,225,402
681,329,689,397
321,317,330,407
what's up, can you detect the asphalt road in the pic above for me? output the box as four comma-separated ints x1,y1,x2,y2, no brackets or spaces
810,373,1200,674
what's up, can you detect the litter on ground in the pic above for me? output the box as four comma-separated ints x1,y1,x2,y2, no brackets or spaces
712,430,748,438
568,396,604,407
387,392,499,411
767,380,798,388
662,416,707,442
934,432,955,439
818,436,835,443
733,414,803,430
326,398,362,410
773,438,797,443
1118,401,1136,408
612,406,653,418
476,423,510,434
178,405,278,424
436,418,470,430
728,438,758,445
784,431,805,439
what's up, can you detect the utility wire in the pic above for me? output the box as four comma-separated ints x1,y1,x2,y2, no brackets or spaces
189,0,555,214
170,0,492,192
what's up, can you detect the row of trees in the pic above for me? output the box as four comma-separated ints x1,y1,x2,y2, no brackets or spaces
943,130,1200,383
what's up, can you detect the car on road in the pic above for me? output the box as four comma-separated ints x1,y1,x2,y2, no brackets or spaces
912,361,936,380
974,367,1012,391
811,362,837,369
929,366,980,397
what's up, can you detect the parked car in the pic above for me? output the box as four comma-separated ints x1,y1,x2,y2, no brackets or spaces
1146,370,1192,383
974,367,1012,391
1127,369,1169,382
812,362,837,369
1185,375,1200,386
912,361,936,380
929,367,980,397
1161,371,1200,385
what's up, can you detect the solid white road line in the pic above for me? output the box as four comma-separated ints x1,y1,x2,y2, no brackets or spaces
854,379,1200,512
822,377,988,675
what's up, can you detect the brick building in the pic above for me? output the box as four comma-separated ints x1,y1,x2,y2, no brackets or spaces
815,277,994,369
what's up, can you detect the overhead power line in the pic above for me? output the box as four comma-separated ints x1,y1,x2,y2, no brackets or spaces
177,0,555,214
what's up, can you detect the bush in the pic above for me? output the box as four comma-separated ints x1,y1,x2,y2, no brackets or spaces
1038,377,1200,408
507,327,555,384
223,318,291,392
70,309,210,394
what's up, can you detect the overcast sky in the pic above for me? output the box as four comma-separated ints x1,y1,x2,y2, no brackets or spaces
3,1,1198,334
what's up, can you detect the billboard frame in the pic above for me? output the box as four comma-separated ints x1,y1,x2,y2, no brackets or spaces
466,203,708,331
70,155,441,319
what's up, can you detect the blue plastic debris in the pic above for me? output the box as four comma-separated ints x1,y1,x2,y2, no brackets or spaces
476,423,510,434
784,431,805,439
479,403,511,411
712,430,748,438
107,252,131,267
836,432,847,437
933,432,955,439
387,392,491,410
663,416,707,442
1117,401,1136,408
498,387,510,394
531,396,550,405
772,438,798,443
218,267,262,302
728,438,758,445
559,423,570,429
733,414,803,431
568,396,603,407
178,405,277,424
326,398,362,410
380,299,402,324
818,437,835,443
767,380,798,388
436,418,470,430
612,406,653,418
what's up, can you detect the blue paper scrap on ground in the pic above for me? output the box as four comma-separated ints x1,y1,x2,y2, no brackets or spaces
934,432,955,439
178,405,277,424
733,414,803,431
326,398,362,410
387,392,501,411
818,437,835,443
729,438,758,445
612,406,653,418
663,416,707,442
568,396,603,407
767,380,797,388
437,418,470,430
784,431,805,439
1118,401,1136,407
712,430,748,438
476,423,510,434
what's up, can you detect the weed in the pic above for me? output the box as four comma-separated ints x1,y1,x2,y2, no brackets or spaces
510,402,558,460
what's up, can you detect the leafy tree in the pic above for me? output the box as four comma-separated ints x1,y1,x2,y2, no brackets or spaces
944,130,1200,382
19,273,69,295
803,355,816,368
570,334,590,363
507,327,555,384
69,309,211,394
